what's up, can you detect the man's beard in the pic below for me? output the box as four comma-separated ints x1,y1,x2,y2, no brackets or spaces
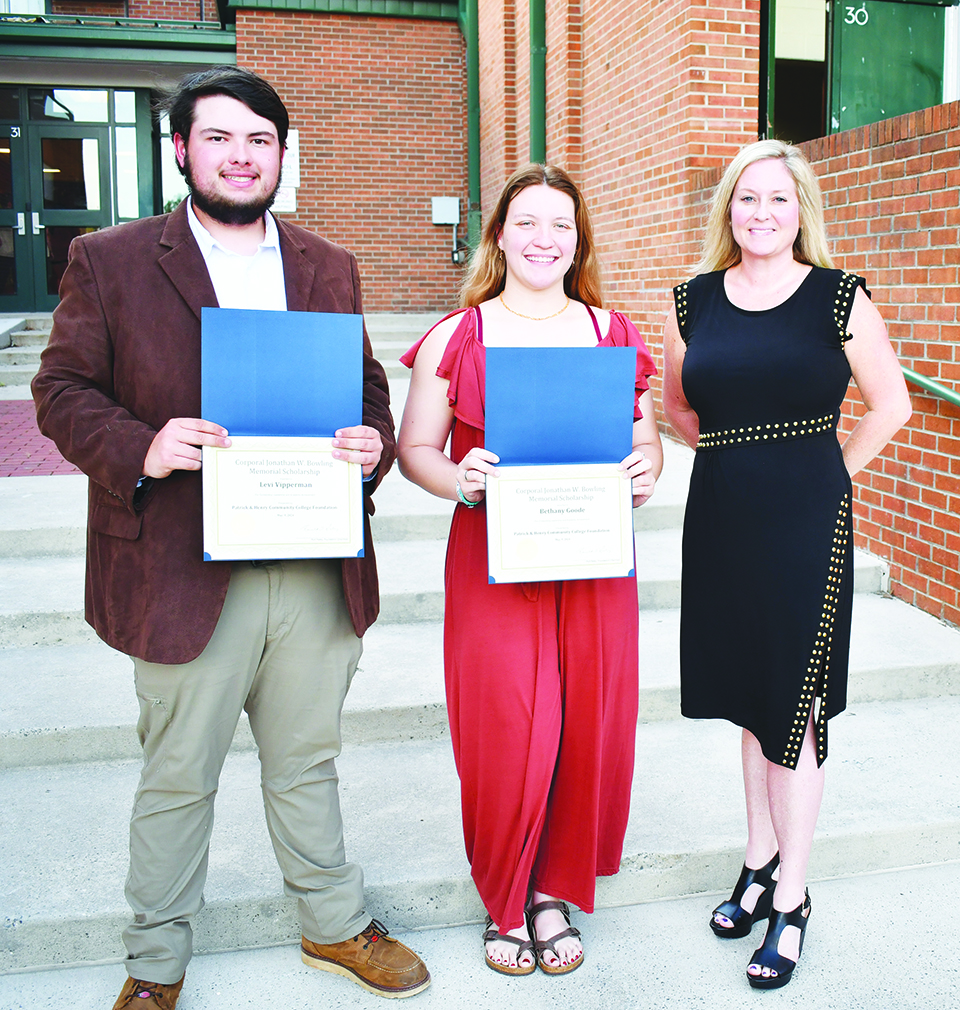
182,153,279,226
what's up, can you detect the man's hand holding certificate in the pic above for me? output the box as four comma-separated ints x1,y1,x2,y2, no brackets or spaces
200,308,365,561
484,346,638,584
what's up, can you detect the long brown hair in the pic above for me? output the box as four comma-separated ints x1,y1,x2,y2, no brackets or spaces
698,140,834,274
460,163,603,308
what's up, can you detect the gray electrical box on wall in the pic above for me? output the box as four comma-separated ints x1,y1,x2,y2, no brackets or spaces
431,197,460,225
431,197,466,264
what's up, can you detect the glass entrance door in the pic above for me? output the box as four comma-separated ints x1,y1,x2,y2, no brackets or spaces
0,95,33,310
26,122,111,310
0,84,151,312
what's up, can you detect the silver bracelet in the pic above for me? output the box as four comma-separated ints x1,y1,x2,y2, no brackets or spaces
455,481,480,507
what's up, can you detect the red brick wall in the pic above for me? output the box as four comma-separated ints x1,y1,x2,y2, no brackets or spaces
237,11,467,312
52,0,212,18
130,0,209,19
477,4,958,624
669,107,960,623
475,0,760,393
478,0,759,345
573,0,759,321
803,105,960,623
515,1,531,167
478,0,517,220
51,1,125,15
545,0,582,179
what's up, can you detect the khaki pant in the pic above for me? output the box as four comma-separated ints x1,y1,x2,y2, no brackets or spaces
124,559,366,983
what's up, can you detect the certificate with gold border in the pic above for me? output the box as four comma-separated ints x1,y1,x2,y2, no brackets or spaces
202,436,363,561
485,462,634,583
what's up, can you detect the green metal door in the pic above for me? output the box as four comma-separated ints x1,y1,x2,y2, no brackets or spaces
829,0,952,133
0,89,35,311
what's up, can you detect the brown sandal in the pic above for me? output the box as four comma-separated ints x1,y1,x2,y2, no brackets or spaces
527,900,583,975
482,918,536,976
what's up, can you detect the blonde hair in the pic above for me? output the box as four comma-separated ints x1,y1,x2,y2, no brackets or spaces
460,163,603,308
698,140,834,274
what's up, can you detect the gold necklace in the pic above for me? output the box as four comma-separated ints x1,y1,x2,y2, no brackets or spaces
499,293,570,321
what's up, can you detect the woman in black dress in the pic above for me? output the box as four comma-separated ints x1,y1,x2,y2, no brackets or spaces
662,141,911,989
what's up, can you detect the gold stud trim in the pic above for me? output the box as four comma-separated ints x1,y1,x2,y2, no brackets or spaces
696,413,837,451
674,280,690,338
780,493,850,768
834,272,861,347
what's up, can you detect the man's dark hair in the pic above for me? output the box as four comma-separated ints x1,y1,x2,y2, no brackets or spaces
157,66,289,176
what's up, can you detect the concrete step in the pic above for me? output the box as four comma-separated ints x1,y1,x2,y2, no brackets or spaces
367,318,437,374
0,620,446,769
0,363,37,387
2,693,957,972
367,315,435,380
0,385,34,401
0,469,456,557
0,313,425,386
5,592,959,771
0,346,42,368
365,312,442,339
637,592,960,716
0,471,460,558
0,541,453,641
0,310,422,386
3,314,53,331
0,474,87,557
0,316,25,343
7,329,49,348
0,444,696,650
0,532,890,650
370,465,454,542
370,338,423,352
2,861,955,1009
0,438,692,557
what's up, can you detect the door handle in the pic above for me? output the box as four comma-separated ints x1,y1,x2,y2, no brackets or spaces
16,212,25,236
31,212,44,235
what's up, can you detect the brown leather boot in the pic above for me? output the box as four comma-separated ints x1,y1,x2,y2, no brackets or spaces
112,974,184,1009
301,918,430,998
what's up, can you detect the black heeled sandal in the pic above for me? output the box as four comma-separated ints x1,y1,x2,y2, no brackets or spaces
710,851,780,938
746,890,811,990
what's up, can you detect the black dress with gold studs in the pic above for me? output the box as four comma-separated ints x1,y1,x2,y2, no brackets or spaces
673,267,865,769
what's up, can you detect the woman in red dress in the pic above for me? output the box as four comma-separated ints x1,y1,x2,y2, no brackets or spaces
398,165,662,975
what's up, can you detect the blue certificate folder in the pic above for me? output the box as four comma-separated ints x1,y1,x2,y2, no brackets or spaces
201,308,362,435
484,346,637,465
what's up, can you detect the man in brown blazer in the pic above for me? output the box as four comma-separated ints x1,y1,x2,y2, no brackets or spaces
32,67,429,1009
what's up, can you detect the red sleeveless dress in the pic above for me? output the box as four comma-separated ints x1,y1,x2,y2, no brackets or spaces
401,305,656,930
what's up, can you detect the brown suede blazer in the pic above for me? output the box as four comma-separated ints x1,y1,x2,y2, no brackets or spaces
33,202,396,664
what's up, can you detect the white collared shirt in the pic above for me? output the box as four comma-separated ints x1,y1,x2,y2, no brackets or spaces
187,199,287,311
182,200,378,484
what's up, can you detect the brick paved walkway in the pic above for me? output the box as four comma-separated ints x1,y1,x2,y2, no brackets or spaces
0,400,80,477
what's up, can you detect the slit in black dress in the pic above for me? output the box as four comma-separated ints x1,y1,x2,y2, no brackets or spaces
779,492,850,769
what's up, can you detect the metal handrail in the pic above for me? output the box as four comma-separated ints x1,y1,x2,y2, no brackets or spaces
902,366,960,409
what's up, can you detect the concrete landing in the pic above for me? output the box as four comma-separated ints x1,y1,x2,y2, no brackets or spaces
2,861,957,1010
2,695,958,972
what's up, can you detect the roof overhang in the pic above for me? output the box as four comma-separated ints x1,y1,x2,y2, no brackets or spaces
223,0,458,20
0,16,236,87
